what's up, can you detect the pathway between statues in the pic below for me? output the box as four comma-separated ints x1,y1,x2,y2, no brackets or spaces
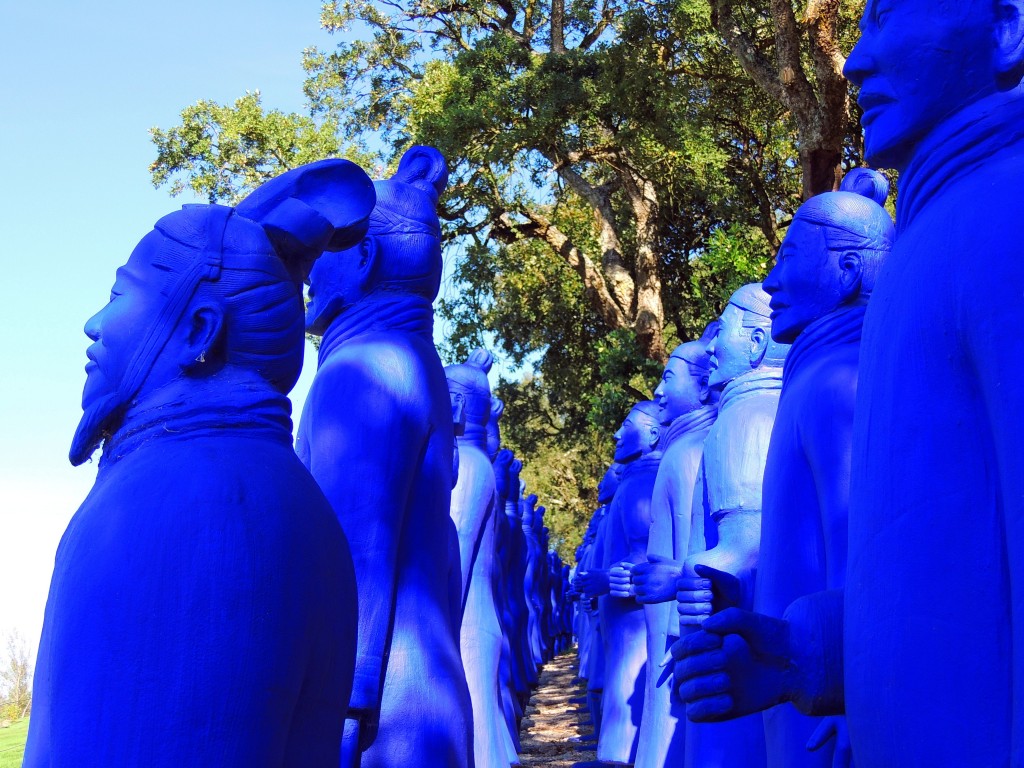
518,653,596,767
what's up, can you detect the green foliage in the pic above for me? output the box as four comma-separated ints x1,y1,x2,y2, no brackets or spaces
150,91,375,203
150,0,868,551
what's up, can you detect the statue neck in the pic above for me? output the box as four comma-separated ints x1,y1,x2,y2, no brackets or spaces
318,291,434,364
783,303,866,389
719,365,784,412
662,403,718,449
99,369,293,470
457,422,488,449
898,90,1024,232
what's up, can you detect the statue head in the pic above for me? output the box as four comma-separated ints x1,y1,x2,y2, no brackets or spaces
305,146,448,333
707,283,789,390
612,401,661,463
487,396,505,460
654,321,720,424
597,462,623,504
764,169,894,344
445,348,493,429
844,0,1024,171
74,159,375,466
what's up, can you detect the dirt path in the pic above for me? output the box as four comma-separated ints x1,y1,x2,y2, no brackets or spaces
517,653,597,767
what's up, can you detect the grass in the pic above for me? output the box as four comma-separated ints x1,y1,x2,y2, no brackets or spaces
0,718,28,768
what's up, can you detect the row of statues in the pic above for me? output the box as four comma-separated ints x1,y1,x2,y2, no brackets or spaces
25,145,571,767
23,1,1024,764
571,2,1024,765
572,167,890,767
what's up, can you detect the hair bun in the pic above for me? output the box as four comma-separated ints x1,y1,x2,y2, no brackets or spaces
234,158,376,283
392,146,449,202
467,348,494,373
840,168,890,208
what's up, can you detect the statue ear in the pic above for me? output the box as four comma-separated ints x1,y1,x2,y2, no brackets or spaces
648,424,660,450
698,373,711,404
996,0,1024,78
450,392,467,436
356,236,378,291
182,304,225,374
748,326,769,368
838,250,864,301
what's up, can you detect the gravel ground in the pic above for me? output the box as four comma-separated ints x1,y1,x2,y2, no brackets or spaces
517,653,598,768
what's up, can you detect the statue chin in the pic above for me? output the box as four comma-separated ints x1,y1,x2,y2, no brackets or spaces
69,391,125,466
305,295,346,335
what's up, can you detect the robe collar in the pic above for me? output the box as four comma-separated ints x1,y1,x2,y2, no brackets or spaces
782,303,866,389
317,291,434,365
661,404,718,450
620,449,663,479
897,90,1024,233
718,366,784,412
99,371,293,470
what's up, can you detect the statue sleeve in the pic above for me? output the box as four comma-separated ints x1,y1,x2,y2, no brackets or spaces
802,370,855,589
703,404,774,518
965,253,1024,749
303,357,429,714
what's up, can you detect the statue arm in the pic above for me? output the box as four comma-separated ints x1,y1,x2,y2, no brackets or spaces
968,260,1024,747
802,377,855,589
304,354,429,717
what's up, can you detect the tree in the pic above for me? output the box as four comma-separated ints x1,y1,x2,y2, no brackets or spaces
707,0,866,197
150,0,867,553
0,630,32,722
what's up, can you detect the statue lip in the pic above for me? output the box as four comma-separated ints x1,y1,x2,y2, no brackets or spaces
858,90,896,122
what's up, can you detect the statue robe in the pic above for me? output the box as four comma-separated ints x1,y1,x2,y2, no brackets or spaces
756,306,863,768
843,92,1024,766
598,451,661,765
634,404,716,768
295,295,473,768
26,379,355,768
452,429,519,768
684,368,782,768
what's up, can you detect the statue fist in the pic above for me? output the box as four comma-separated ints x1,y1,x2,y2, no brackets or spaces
677,563,742,627
608,562,634,598
671,607,793,721
632,554,683,604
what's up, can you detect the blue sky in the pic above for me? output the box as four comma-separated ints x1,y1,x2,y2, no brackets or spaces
0,0,372,648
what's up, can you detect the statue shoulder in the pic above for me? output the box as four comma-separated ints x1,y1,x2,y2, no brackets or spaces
314,335,435,406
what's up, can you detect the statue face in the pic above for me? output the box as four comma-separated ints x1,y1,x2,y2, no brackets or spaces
654,356,706,424
597,468,619,503
763,217,843,344
81,232,178,411
304,238,368,334
845,0,995,170
612,409,655,463
707,304,757,389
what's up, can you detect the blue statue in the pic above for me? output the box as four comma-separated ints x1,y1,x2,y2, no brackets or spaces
677,283,789,768
673,4,1024,763
576,465,623,739
757,170,892,768
26,160,375,767
592,401,662,766
446,349,520,768
627,324,719,768
295,147,473,768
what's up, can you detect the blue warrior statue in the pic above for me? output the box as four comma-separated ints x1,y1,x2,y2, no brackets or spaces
295,146,473,768
26,160,374,767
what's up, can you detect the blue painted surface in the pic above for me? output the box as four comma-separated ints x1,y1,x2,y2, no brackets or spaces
26,160,374,767
296,147,473,768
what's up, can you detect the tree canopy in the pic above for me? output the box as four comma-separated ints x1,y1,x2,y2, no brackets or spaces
150,0,867,556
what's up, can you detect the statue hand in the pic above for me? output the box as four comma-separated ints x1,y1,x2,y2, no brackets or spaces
632,554,682,604
342,708,380,762
807,716,854,768
671,607,793,722
677,563,742,626
575,569,610,597
608,562,634,597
